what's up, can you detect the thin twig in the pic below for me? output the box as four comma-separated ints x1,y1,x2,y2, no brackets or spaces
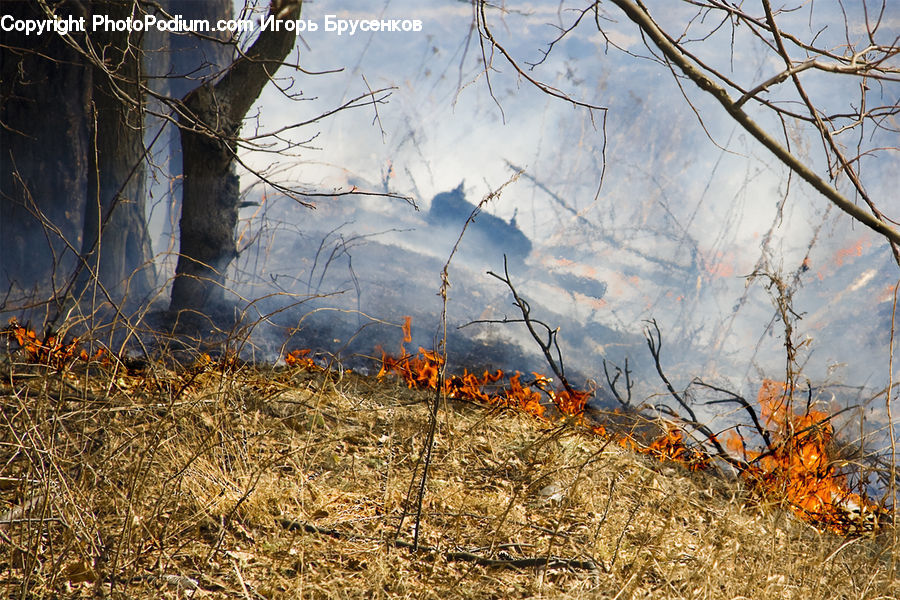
486,257,578,398
603,359,633,408
694,379,772,450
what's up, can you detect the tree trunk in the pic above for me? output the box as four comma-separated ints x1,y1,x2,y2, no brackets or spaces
145,0,234,264
76,0,155,307
0,1,90,298
169,0,302,314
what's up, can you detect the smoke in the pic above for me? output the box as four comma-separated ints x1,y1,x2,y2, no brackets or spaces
134,1,900,475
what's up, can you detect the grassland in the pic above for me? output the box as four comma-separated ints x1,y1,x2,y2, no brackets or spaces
0,354,897,599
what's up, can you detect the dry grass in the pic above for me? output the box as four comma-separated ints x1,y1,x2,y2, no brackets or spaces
0,354,896,599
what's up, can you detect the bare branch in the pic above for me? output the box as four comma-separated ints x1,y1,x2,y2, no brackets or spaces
476,1,607,113
608,0,900,249
487,257,580,398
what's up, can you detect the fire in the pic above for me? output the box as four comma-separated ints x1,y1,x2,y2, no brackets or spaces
366,318,723,477
79,346,109,365
816,235,872,279
373,317,579,421
9,312,880,534
402,315,412,344
370,317,715,472
832,238,867,267
285,348,317,369
637,427,711,471
376,343,548,420
727,379,881,532
612,426,710,472
549,385,591,418
4,318,111,369
363,322,885,532
500,372,546,419
3,318,96,369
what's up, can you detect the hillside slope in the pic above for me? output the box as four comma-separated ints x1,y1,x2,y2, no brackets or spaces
0,357,897,599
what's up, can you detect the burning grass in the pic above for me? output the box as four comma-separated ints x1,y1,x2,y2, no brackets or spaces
375,324,885,534
727,380,883,533
0,322,897,599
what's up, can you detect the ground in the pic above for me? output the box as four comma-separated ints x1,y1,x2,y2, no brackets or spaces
0,354,897,599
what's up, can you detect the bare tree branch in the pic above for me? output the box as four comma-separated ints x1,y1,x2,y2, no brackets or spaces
608,0,900,251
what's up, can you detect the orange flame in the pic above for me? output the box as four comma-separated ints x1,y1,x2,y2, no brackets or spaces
550,387,591,418
377,343,550,420
285,348,317,369
727,379,881,532
4,318,90,369
644,427,711,471
402,315,412,344
375,318,572,422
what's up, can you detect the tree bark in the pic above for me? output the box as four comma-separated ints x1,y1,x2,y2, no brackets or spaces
76,0,155,306
146,0,234,254
169,0,302,314
0,1,90,297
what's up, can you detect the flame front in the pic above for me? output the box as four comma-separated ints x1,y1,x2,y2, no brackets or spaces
4,318,98,369
727,379,881,532
372,317,712,474
365,321,884,533
285,348,317,369
377,343,548,420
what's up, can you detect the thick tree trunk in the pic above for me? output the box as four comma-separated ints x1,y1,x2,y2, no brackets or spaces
0,1,90,297
169,94,241,313
169,0,302,314
76,0,155,306
145,0,234,260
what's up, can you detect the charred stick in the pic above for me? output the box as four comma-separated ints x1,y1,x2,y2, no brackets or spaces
644,320,730,459
694,379,772,450
603,358,632,408
487,257,578,398
731,425,750,462
644,320,690,417
279,519,601,572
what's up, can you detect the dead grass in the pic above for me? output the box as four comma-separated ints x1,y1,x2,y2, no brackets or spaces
0,354,896,599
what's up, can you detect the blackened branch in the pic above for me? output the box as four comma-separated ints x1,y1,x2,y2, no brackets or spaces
644,320,732,461
603,358,633,408
487,256,579,397
694,379,773,450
